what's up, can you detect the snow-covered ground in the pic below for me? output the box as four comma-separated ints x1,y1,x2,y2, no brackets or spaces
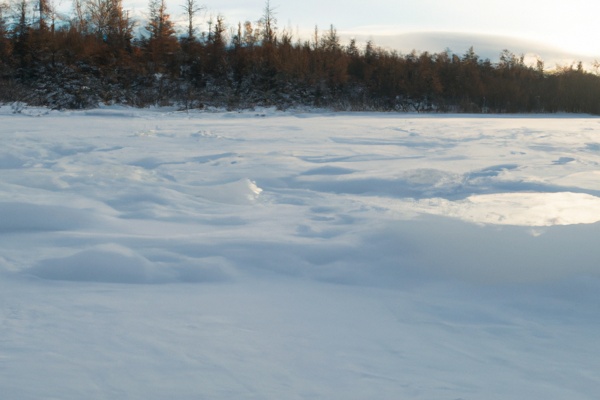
1,105,600,399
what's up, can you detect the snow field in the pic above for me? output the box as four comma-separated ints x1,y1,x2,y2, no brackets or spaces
1,106,600,399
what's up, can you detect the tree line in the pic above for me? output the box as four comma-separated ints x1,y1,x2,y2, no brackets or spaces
1,0,600,113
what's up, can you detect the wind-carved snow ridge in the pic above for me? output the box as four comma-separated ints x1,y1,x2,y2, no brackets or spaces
26,244,236,284
27,244,162,283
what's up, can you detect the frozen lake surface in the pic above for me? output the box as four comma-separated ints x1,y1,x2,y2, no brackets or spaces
1,106,600,399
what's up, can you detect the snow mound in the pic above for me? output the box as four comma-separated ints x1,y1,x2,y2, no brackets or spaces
27,244,165,283
26,244,237,284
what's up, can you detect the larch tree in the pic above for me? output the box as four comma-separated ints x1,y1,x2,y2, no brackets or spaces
11,0,32,76
72,0,87,33
205,14,227,77
0,1,10,69
146,0,173,40
86,0,134,51
259,0,276,45
257,0,277,89
181,0,202,42
0,2,8,42
37,0,50,29
319,25,347,88
145,0,178,72
242,21,258,48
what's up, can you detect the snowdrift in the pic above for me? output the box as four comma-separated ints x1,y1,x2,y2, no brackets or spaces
1,108,599,399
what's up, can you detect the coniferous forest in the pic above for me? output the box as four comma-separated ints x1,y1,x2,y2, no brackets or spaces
1,0,600,112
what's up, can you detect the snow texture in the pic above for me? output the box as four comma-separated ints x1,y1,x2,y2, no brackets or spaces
1,105,600,399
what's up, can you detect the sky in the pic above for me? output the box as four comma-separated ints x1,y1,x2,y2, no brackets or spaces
104,0,600,66
178,0,600,57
